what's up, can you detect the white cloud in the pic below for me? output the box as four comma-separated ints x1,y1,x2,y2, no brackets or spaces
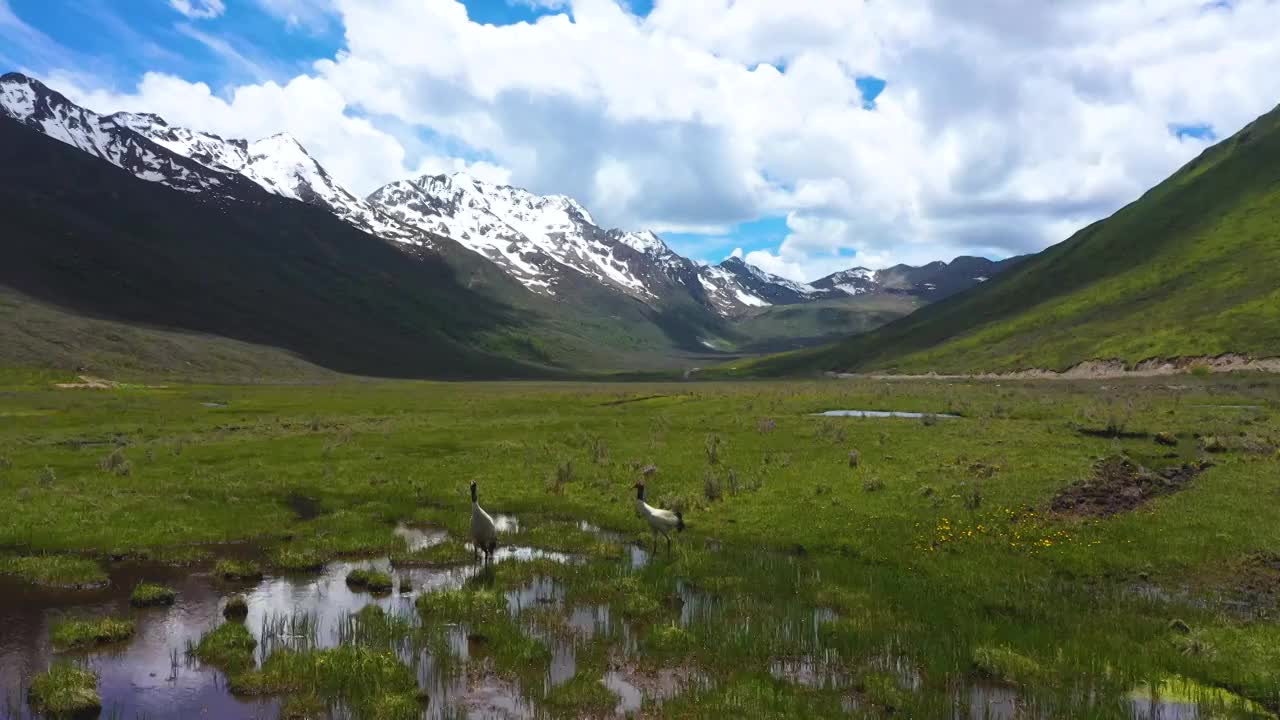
168,0,226,20
33,0,1280,280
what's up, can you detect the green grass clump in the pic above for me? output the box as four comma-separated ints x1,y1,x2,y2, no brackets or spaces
972,645,1046,687
194,621,257,673
130,582,176,607
278,694,325,720
230,645,421,717
223,594,249,620
542,672,617,717
51,617,135,650
415,588,505,621
215,559,263,581
389,539,473,567
643,623,696,658
861,671,912,713
345,568,393,593
270,547,326,572
0,555,106,589
28,662,100,717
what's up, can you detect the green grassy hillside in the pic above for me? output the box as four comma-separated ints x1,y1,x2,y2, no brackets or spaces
746,102,1280,376
724,295,920,353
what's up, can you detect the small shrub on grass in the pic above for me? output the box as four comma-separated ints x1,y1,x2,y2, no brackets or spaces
862,477,885,492
97,448,131,476
548,460,573,494
703,471,723,502
51,617,135,650
0,456,10,471
1200,436,1228,453
0,555,106,589
223,595,249,620
848,449,861,468
1189,363,1213,378
920,413,939,427
705,434,721,465
215,559,263,582
589,436,609,465
130,583,176,607
28,662,100,717
345,568,393,593
37,466,56,487
193,621,257,672
963,483,984,510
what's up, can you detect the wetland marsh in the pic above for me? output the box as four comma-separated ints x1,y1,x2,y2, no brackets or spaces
1,372,1278,718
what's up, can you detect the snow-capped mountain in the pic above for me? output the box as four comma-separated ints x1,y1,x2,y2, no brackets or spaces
811,267,878,296
363,172,832,314
1,72,1016,325
0,72,254,197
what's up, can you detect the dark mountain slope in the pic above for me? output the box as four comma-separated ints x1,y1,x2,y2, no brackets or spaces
745,102,1280,375
0,116,550,379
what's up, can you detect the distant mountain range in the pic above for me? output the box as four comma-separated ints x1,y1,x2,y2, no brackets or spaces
0,72,1021,376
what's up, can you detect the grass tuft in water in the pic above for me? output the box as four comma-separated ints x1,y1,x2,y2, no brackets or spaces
278,694,325,720
542,672,617,717
223,594,249,620
28,662,100,718
129,582,176,607
230,645,420,718
390,539,472,567
194,621,257,673
51,617,135,651
345,568,393,593
269,546,326,573
215,559,264,581
416,588,505,621
971,645,1046,687
0,555,106,589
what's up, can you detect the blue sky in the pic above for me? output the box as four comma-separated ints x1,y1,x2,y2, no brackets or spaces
1,0,1260,281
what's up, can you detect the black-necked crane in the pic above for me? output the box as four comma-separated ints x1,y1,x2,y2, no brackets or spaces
469,480,497,562
633,481,684,553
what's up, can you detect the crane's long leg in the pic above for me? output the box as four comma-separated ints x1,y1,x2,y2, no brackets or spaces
663,530,671,554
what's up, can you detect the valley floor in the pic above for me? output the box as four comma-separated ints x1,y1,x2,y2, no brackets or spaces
1,372,1278,718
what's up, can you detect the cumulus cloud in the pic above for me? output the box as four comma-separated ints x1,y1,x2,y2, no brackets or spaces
168,0,226,20
35,0,1280,279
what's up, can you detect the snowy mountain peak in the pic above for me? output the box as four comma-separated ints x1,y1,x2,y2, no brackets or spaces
616,230,670,256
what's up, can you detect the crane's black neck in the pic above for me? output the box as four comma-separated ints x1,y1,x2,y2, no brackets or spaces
636,484,645,501
470,483,477,503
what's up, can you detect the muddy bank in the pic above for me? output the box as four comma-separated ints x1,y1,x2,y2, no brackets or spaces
1048,456,1210,518
841,353,1280,381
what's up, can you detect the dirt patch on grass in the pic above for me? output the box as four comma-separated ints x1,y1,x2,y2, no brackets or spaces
54,374,120,389
1210,553,1280,617
1048,456,1210,518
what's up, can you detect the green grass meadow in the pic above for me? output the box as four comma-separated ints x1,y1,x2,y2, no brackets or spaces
2,372,1279,717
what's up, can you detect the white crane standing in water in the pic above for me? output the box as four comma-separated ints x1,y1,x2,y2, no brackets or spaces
634,481,684,553
470,480,498,562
